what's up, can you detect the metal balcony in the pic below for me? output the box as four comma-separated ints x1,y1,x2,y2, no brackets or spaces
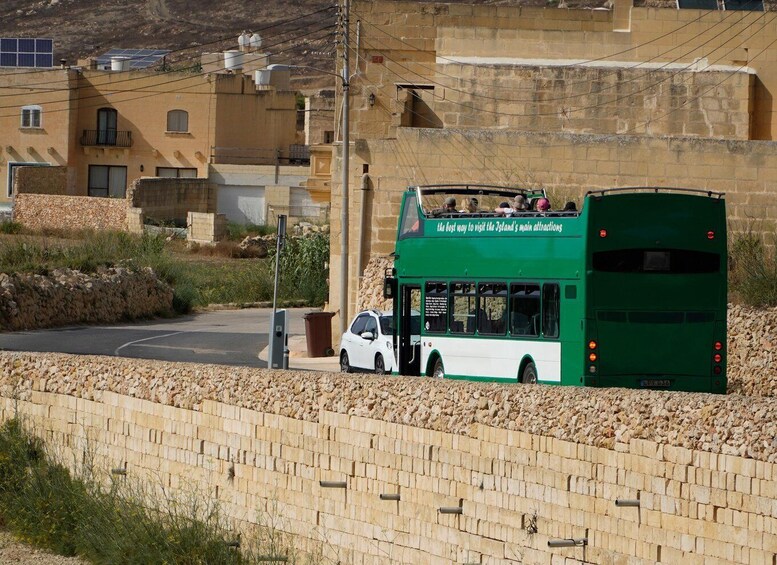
80,129,133,147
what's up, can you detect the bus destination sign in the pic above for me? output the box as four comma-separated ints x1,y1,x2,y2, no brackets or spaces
434,219,564,235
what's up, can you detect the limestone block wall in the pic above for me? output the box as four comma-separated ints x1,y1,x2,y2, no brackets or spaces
187,211,227,243
13,194,129,231
1,353,776,564
127,177,214,224
329,128,777,322
0,267,173,330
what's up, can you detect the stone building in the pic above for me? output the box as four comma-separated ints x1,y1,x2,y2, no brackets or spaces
328,0,777,332
0,61,298,203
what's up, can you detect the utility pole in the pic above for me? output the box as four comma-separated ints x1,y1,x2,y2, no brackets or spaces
339,0,350,335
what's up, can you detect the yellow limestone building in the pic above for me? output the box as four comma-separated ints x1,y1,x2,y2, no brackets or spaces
0,62,297,204
329,0,777,332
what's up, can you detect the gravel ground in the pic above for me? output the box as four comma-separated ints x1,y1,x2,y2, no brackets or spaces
0,531,87,565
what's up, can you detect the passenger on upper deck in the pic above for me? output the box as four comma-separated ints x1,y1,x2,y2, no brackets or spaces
562,201,577,212
513,195,529,211
536,198,551,212
433,197,458,217
459,197,479,213
494,201,514,216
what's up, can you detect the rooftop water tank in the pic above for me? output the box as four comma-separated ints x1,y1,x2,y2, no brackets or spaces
223,50,243,71
249,33,262,50
238,32,250,52
110,56,130,71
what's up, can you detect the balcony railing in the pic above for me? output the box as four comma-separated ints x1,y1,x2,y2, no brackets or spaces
80,129,133,147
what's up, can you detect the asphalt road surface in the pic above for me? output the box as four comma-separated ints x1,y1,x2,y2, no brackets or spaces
0,308,316,368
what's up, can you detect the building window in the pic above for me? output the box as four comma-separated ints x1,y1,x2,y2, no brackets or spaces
96,108,118,145
88,165,127,198
167,110,189,132
156,167,197,178
21,105,41,128
323,130,335,144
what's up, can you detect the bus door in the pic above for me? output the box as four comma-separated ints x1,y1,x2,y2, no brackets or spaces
399,284,421,376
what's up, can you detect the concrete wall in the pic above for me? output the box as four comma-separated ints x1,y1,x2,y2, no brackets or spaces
1,352,776,564
13,194,128,231
128,177,214,224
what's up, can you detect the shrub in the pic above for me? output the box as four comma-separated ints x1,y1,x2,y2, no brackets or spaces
729,230,777,307
269,232,330,306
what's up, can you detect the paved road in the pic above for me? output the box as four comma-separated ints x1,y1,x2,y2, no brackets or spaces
0,308,316,368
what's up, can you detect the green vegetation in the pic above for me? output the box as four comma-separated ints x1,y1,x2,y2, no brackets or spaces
0,228,330,313
0,418,328,564
729,230,777,307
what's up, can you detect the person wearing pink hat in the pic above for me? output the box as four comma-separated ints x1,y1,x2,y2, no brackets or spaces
536,198,551,212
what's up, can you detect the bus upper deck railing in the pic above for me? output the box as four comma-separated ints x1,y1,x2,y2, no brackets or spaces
585,186,725,198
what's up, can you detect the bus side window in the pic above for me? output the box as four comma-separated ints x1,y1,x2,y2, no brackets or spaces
478,282,507,335
510,283,541,337
450,282,476,335
542,283,560,338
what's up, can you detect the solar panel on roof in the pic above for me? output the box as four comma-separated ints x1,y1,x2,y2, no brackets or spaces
95,48,170,70
0,37,54,68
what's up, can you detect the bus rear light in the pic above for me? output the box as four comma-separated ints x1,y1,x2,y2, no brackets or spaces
713,353,722,363
588,340,597,350
599,229,608,238
707,231,715,240
588,352,598,362
713,366,722,375
714,341,723,351
589,365,597,374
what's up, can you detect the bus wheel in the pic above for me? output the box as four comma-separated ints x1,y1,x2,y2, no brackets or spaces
521,362,537,384
340,351,351,373
374,354,387,375
432,358,445,379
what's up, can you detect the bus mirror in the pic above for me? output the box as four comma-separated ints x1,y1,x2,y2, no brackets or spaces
384,277,396,299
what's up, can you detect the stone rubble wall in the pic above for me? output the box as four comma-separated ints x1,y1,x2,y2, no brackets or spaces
0,267,173,331
1,353,777,564
14,194,129,232
357,256,777,398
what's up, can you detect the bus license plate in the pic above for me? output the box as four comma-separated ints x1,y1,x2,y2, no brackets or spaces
640,379,671,388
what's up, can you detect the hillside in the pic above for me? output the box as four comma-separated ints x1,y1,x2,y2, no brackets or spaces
0,0,337,88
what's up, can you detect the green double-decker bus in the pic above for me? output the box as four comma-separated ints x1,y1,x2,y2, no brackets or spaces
386,185,727,393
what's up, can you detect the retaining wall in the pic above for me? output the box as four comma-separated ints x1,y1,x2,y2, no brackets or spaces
1,353,776,564
0,268,173,330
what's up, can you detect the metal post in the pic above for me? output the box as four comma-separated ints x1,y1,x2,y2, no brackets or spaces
339,0,350,335
269,215,287,365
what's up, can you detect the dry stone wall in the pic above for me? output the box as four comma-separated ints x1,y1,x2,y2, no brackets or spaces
1,353,777,564
13,194,129,232
0,267,173,330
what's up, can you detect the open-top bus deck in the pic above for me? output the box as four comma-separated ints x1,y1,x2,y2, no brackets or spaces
386,185,727,393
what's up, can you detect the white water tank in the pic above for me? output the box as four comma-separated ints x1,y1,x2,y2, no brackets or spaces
238,32,250,52
255,69,272,86
249,33,262,50
110,56,130,71
223,50,244,71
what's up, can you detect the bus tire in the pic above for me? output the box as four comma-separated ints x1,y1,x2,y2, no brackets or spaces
374,354,387,375
340,351,351,373
432,358,445,379
521,362,537,384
